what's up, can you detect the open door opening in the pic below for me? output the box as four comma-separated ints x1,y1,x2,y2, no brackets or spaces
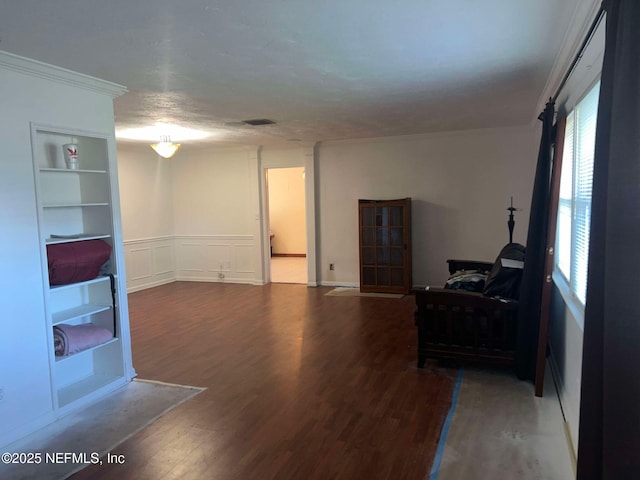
266,167,307,284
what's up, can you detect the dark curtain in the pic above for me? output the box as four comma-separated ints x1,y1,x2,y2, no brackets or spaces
577,1,640,478
514,101,555,380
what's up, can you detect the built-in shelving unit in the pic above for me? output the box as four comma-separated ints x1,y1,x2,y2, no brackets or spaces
43,203,110,209
51,304,112,326
0,49,137,449
31,124,130,413
40,167,107,174
55,338,119,364
46,234,112,245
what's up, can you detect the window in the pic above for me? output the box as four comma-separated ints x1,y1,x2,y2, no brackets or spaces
556,82,600,306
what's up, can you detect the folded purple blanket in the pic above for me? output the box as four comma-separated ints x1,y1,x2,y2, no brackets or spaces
53,323,113,356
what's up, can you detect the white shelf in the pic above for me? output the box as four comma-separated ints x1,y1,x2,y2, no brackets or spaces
51,304,112,325
55,337,118,363
46,234,111,245
50,274,113,291
40,167,107,174
32,124,131,421
57,371,122,408
43,202,109,208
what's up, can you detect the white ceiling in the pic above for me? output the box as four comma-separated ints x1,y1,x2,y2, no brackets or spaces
0,0,581,148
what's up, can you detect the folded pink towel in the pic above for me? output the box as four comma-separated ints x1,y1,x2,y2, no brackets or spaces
53,323,113,356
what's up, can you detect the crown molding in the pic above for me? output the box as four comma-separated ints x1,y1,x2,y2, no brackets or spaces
534,0,603,117
317,124,537,149
0,49,127,98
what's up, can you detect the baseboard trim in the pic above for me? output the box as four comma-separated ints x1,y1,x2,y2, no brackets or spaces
319,281,359,288
271,253,306,258
127,278,176,293
175,276,257,285
548,349,578,476
0,411,56,451
563,417,578,475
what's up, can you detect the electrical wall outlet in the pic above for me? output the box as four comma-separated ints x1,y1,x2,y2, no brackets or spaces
329,264,335,270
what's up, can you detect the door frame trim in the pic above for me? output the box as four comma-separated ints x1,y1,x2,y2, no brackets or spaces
258,145,317,286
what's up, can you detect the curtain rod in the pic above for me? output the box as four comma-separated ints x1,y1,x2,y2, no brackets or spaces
551,4,606,103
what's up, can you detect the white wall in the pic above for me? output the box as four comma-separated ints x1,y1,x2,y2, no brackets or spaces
172,148,254,236
118,145,176,292
0,53,124,447
118,146,174,240
317,127,540,287
549,283,584,454
171,148,260,284
267,167,306,254
117,129,540,289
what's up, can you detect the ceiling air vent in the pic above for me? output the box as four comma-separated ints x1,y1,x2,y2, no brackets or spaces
242,118,276,126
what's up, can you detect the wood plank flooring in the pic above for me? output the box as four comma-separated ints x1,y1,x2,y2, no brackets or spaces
72,282,456,480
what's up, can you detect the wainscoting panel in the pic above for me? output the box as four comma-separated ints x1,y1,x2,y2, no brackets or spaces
175,235,256,284
177,243,206,272
124,236,258,292
127,248,153,281
154,244,174,276
235,244,255,274
124,237,176,292
207,244,233,272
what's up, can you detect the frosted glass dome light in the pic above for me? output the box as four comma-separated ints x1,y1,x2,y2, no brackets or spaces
150,139,181,158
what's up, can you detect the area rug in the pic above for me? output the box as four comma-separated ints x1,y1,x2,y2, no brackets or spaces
325,287,404,298
0,379,205,480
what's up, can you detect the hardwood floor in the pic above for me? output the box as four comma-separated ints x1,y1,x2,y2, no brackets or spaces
72,282,456,480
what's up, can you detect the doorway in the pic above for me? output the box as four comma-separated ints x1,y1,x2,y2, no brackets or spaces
266,167,307,284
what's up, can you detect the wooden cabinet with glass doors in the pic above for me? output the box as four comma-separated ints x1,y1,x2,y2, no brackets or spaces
358,198,412,294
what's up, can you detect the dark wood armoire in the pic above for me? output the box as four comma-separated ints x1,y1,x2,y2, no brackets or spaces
358,198,412,294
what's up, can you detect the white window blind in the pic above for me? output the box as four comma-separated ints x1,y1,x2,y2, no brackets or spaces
556,82,600,306
557,112,574,280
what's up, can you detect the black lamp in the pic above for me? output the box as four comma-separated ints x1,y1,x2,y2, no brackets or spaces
507,196,520,244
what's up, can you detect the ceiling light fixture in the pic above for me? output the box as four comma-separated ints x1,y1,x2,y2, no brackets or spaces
116,123,211,142
242,118,276,126
150,136,180,158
